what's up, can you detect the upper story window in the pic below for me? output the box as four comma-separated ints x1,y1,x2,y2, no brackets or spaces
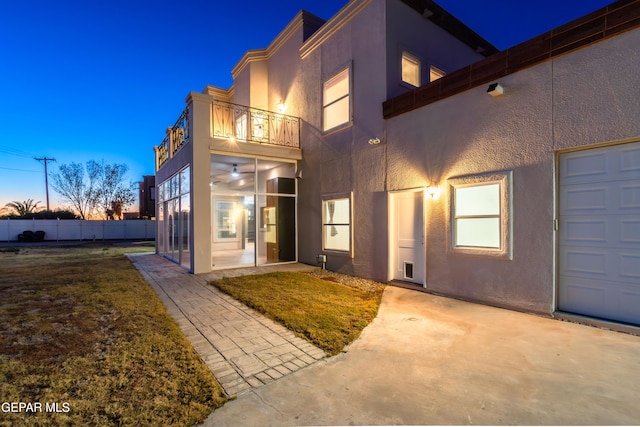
323,68,350,132
448,171,512,259
430,65,446,82
401,51,421,87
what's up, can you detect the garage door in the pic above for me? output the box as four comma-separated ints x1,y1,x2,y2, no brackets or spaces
558,142,640,325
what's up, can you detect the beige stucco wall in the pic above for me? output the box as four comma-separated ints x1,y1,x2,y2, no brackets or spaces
384,27,640,314
296,0,493,280
552,29,640,150
297,0,389,279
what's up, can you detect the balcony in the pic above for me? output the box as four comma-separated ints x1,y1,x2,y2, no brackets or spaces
155,100,300,172
212,100,300,149
155,108,189,171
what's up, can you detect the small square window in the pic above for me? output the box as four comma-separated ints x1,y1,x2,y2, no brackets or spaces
448,172,512,259
401,51,420,87
430,65,445,82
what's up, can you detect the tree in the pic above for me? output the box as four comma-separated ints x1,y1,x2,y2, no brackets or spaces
95,161,136,220
50,162,101,219
4,199,42,216
50,160,136,220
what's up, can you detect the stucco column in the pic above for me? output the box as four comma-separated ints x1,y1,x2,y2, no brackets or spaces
187,92,213,273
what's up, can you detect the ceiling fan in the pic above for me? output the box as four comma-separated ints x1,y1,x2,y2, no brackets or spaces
210,163,254,188
230,163,253,178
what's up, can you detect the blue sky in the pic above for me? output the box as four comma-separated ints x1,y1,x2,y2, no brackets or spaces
0,0,614,212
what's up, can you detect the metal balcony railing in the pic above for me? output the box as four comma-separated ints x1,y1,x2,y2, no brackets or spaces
212,100,300,148
155,107,189,171
171,108,189,155
155,137,169,170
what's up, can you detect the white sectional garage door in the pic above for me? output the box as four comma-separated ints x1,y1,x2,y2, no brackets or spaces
558,142,640,325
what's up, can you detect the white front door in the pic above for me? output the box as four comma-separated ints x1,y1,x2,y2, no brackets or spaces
390,190,426,285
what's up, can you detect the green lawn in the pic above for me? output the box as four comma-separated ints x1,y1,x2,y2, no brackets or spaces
0,243,225,426
210,271,385,356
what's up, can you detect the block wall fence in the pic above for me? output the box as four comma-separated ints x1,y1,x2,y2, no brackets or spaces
0,219,156,242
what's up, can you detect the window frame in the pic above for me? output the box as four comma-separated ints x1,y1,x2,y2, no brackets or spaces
429,65,446,82
448,171,512,259
401,51,421,87
157,165,191,268
322,68,351,133
321,192,354,257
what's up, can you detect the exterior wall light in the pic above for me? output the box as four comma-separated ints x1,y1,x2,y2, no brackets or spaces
277,100,286,114
231,164,239,178
427,185,441,199
487,83,504,97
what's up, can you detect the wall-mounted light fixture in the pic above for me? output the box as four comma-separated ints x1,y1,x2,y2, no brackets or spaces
487,83,504,97
231,164,239,178
295,169,303,179
368,137,381,145
277,100,286,114
427,185,441,200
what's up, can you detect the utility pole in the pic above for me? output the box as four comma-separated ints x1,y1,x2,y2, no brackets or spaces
35,157,56,210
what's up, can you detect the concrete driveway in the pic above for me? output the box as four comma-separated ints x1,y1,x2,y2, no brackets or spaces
205,286,640,426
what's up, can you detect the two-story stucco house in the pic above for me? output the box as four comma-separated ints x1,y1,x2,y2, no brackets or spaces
155,0,640,331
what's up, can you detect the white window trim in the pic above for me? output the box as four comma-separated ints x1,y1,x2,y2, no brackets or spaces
448,171,512,259
429,64,446,82
321,192,354,258
322,67,351,133
401,51,421,87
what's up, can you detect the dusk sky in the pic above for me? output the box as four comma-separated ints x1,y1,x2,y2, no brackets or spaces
0,0,614,213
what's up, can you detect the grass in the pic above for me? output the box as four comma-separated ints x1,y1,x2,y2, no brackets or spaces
0,242,225,426
210,272,385,356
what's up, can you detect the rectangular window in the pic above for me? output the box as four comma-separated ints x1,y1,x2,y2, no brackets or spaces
215,201,237,239
430,65,445,82
322,196,352,253
157,166,191,268
454,183,501,248
449,172,512,258
323,68,350,132
402,51,420,87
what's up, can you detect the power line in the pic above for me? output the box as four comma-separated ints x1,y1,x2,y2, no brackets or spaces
0,166,41,173
0,145,40,159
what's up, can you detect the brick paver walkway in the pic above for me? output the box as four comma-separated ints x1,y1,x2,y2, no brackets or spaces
128,254,326,397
